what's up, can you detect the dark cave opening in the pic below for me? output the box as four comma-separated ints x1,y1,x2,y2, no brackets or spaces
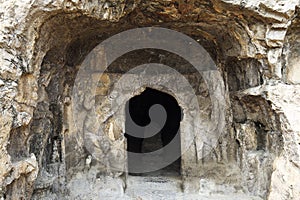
125,88,182,176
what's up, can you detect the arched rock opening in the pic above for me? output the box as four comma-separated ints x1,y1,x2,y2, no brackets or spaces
3,1,287,199
125,87,182,176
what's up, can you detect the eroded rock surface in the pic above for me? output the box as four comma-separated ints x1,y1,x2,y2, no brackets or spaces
0,0,300,199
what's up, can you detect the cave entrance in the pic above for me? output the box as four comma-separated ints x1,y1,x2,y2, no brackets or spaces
125,88,182,176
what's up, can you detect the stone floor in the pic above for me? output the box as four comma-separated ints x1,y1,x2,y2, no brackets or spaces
67,165,263,200
115,175,263,200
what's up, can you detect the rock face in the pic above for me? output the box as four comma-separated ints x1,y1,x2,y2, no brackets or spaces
0,0,300,199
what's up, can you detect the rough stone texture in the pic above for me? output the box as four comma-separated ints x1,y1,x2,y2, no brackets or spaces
0,0,300,200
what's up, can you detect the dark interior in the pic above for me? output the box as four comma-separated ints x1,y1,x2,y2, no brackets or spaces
125,88,182,176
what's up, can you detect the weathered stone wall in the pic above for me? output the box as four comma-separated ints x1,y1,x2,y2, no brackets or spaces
0,0,300,199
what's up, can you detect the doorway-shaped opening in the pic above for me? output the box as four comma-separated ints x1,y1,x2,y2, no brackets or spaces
125,88,182,176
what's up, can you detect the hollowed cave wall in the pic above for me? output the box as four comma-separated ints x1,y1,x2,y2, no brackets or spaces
1,1,300,200
22,15,280,199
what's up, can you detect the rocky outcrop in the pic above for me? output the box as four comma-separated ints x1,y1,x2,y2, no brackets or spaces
0,0,300,199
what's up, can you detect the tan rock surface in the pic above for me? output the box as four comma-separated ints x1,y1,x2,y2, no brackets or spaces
0,0,300,199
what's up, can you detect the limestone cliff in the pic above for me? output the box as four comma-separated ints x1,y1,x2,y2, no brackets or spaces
0,0,300,199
